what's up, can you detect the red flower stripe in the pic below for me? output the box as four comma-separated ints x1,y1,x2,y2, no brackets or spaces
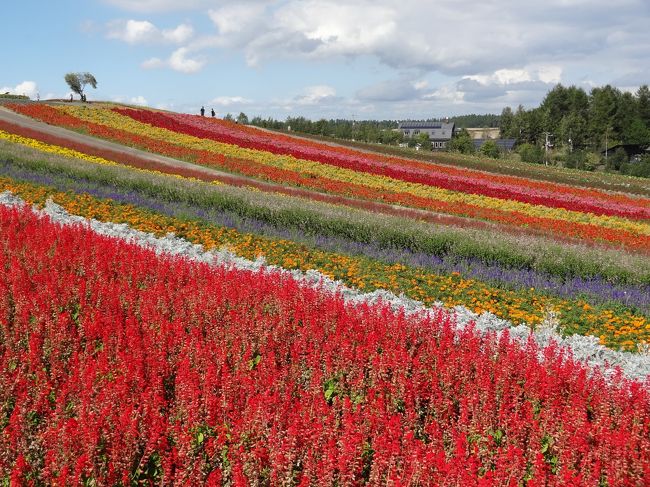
1,204,648,484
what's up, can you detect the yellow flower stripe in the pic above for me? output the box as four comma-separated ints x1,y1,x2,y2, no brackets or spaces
1,175,648,352
0,129,221,187
58,105,650,237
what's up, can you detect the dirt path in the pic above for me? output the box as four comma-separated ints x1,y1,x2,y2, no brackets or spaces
0,105,626,251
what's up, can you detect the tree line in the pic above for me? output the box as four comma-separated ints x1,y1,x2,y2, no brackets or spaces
496,84,650,175
500,84,650,150
244,113,499,146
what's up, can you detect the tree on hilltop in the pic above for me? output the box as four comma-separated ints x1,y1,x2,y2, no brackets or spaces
236,112,249,124
64,72,97,102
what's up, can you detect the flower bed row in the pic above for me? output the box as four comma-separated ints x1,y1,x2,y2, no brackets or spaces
119,107,650,220
5,118,600,253
60,105,650,236
1,202,648,485
6,123,650,286
2,137,649,313
9,104,650,252
1,174,648,351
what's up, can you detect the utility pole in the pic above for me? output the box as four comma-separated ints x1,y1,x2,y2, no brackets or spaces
544,132,553,166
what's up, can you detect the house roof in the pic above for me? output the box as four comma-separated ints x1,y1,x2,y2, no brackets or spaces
398,121,455,130
600,144,650,154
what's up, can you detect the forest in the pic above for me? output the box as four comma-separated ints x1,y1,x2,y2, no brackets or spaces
497,84,650,175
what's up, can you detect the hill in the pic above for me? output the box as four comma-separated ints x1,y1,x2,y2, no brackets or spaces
0,101,648,483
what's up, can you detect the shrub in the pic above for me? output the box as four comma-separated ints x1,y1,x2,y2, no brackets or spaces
518,143,544,164
0,93,29,100
479,139,500,159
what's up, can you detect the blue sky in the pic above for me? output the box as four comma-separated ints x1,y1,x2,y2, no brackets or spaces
2,0,649,120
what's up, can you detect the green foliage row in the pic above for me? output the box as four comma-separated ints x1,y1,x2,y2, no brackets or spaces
2,139,649,287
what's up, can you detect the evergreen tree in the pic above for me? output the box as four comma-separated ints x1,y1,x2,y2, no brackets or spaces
499,107,514,138
588,85,621,148
637,85,650,127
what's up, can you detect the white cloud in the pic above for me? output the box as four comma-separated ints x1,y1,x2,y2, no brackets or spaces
465,66,562,88
211,96,253,106
273,1,396,57
106,0,649,117
80,20,98,34
107,19,194,44
142,47,206,73
416,65,565,111
537,66,563,85
1,81,38,99
195,0,649,80
205,0,396,68
424,85,465,105
102,0,213,12
108,19,155,43
413,80,429,90
111,95,149,106
295,85,337,105
208,4,267,36
141,57,163,69
130,95,148,105
163,24,194,44
169,48,205,73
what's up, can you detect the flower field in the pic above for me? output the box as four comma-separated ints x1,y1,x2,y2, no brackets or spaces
1,101,650,484
1,202,649,485
8,103,650,252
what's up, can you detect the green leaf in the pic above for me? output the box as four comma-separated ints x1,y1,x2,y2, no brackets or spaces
249,353,261,370
324,378,338,403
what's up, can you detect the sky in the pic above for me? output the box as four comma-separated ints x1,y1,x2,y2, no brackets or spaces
2,0,649,120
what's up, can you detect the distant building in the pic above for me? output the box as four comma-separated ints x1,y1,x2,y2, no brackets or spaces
473,138,517,152
465,127,500,140
601,144,650,162
398,121,456,150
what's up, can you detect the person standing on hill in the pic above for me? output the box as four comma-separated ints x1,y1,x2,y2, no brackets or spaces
211,108,215,117
200,106,205,116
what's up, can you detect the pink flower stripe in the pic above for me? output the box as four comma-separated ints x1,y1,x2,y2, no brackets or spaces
1,203,649,485
116,108,650,221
